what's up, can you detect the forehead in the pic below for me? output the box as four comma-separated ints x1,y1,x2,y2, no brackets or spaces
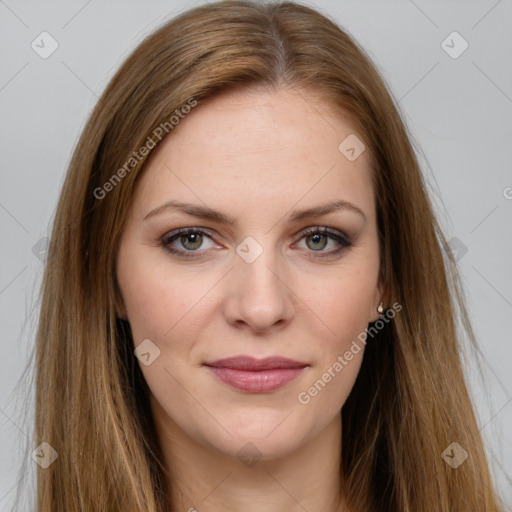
131,87,375,223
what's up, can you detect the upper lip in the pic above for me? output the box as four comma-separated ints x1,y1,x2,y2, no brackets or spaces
204,356,308,371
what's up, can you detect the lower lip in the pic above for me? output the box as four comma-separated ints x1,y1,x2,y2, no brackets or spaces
205,366,307,393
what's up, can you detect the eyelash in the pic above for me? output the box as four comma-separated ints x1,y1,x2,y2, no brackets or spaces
159,227,353,259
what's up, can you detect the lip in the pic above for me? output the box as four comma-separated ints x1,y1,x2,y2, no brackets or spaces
205,356,308,371
204,356,309,393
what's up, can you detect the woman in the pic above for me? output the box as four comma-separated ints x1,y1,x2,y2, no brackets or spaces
24,0,503,510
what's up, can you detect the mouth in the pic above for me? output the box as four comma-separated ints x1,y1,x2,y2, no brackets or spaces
203,356,309,393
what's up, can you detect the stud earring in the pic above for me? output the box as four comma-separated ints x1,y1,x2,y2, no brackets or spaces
377,302,384,314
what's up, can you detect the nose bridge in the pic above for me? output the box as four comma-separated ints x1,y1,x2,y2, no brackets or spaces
225,234,295,330
235,233,283,285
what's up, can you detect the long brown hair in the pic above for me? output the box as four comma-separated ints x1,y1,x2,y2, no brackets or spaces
17,0,504,510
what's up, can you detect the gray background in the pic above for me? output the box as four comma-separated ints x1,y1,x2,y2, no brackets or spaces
1,0,511,509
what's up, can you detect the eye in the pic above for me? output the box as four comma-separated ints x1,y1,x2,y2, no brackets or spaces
160,228,216,258
160,226,353,259
295,227,353,257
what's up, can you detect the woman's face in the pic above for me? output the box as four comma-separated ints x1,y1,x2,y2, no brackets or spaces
116,87,383,461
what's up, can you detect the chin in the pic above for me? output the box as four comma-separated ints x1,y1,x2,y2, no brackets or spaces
207,431,302,463
197,410,311,461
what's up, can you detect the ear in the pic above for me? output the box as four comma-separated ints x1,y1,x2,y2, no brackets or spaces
368,274,389,323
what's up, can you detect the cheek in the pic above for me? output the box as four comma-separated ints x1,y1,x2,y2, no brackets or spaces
301,265,377,345
117,247,203,343
295,273,370,412
294,260,377,408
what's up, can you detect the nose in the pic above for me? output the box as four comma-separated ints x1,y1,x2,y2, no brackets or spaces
223,242,295,333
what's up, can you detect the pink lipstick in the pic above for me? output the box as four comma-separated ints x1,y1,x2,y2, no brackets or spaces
204,356,308,393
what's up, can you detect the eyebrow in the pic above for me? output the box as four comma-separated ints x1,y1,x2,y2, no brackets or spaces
143,199,367,224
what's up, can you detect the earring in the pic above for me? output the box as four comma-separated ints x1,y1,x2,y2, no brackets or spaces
377,302,384,314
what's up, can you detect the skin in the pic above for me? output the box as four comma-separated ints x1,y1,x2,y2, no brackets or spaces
116,86,385,512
